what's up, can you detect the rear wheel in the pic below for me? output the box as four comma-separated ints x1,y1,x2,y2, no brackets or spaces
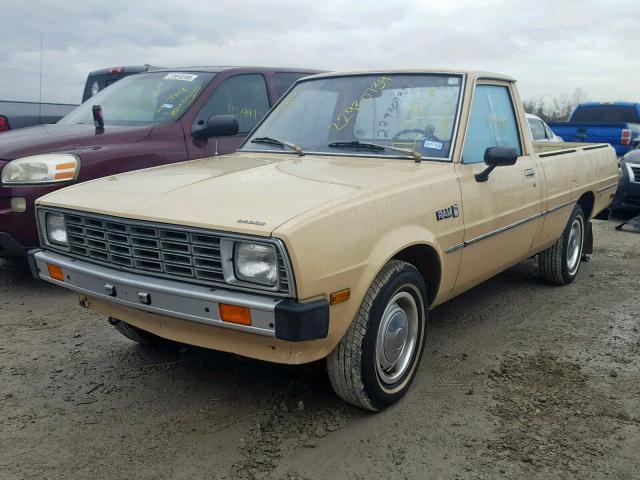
109,317,170,346
327,260,427,411
538,204,585,285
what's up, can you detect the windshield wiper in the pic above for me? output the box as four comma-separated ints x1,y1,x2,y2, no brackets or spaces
250,136,305,156
328,140,421,163
328,141,385,152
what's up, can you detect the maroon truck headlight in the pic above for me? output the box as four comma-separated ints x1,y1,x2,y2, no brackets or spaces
1,154,80,184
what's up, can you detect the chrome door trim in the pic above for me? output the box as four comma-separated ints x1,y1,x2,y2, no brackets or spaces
445,200,576,253
546,199,577,214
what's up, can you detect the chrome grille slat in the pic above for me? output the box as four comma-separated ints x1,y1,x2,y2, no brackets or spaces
107,232,129,244
89,250,109,261
161,241,190,253
68,234,86,245
53,211,292,295
132,248,160,260
70,245,88,255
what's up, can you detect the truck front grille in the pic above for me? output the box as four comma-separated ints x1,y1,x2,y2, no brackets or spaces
48,211,292,296
630,166,640,183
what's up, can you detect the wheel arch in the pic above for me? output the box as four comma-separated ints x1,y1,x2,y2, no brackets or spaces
577,191,595,219
390,243,442,305
576,191,595,254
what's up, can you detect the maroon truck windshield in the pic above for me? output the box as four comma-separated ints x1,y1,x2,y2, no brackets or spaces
60,71,215,126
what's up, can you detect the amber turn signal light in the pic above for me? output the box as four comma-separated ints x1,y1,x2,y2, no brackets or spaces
219,304,252,326
54,172,75,180
330,288,351,305
47,263,64,282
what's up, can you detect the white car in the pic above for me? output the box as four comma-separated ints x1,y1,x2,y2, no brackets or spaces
527,113,563,142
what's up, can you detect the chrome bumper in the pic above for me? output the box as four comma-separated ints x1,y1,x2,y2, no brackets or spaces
30,249,329,341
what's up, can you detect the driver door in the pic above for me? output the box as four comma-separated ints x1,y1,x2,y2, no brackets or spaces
453,82,544,295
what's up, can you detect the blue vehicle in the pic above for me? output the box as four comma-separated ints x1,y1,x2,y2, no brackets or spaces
548,102,640,157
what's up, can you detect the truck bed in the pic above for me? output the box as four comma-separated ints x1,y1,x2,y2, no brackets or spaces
0,100,77,131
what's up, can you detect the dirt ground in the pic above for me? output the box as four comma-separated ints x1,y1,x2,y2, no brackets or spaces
1,219,639,480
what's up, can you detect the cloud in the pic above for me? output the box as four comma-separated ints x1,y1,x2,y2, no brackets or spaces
0,0,637,104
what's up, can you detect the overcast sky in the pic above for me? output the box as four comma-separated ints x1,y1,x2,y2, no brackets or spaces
0,0,637,105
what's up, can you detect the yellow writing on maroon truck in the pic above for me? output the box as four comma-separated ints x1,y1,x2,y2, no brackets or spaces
227,104,259,119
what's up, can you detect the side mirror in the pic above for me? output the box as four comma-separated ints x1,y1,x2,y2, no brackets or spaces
192,115,239,139
475,147,518,182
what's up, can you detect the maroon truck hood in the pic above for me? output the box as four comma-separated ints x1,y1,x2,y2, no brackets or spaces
0,123,153,160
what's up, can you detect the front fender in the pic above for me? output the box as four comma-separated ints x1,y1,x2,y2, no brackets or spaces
280,223,443,363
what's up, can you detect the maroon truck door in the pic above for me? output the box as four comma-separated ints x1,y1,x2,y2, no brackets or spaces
184,72,272,159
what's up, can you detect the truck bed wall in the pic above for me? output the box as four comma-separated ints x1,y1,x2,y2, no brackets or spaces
0,100,78,130
532,141,604,154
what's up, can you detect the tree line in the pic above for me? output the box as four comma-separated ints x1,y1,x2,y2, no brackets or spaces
522,88,588,122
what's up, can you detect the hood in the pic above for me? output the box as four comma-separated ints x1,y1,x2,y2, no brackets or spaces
0,123,153,160
37,152,448,236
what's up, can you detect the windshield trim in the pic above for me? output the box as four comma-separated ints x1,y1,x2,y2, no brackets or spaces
239,72,468,163
239,148,455,163
60,71,216,127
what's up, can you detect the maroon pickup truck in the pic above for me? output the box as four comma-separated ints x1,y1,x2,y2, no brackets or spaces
0,66,321,257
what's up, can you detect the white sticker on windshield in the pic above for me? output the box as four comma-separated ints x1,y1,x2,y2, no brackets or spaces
163,73,198,81
424,140,444,150
160,103,174,109
447,77,460,85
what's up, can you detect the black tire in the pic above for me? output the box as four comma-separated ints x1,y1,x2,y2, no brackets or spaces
538,204,585,285
110,317,170,346
327,260,428,411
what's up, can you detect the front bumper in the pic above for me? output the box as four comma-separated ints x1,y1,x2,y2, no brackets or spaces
29,249,329,342
0,183,63,256
0,231,29,257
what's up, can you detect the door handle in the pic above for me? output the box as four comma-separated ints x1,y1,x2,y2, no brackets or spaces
524,168,536,177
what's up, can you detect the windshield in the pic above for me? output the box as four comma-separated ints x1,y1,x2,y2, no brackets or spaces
242,73,463,160
60,71,215,126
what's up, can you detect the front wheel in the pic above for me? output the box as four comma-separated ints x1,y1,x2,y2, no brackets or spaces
327,260,427,411
538,204,585,285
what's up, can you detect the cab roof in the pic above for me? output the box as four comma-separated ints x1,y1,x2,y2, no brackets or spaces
301,69,515,83
148,66,324,74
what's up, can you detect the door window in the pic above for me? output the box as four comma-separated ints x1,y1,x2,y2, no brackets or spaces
528,117,546,141
274,72,310,97
463,85,521,164
544,124,555,140
195,74,269,133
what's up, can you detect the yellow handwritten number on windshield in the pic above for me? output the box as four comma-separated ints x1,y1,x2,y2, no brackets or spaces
329,76,391,131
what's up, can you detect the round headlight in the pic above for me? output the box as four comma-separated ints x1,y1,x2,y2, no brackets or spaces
1,154,79,184
234,242,278,286
45,213,68,246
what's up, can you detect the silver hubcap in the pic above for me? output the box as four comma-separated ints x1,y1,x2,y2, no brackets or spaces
566,216,584,275
376,290,419,385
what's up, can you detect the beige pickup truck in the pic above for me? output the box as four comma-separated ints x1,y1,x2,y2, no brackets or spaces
29,70,618,410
